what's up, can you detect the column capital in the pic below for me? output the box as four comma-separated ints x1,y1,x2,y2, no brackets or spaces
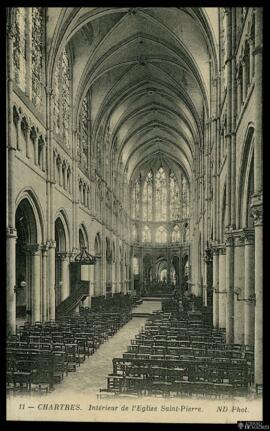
224,233,234,247
218,246,226,255
57,251,70,260
48,240,56,249
212,247,220,256
230,229,245,246
6,227,17,239
243,228,255,244
234,234,245,247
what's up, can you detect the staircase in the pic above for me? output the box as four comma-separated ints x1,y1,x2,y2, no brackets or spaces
56,284,89,318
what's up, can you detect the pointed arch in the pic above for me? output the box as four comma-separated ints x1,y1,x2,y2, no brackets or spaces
79,223,89,250
15,188,45,244
54,208,70,251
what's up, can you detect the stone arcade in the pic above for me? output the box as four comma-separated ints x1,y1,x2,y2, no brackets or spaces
6,7,263,392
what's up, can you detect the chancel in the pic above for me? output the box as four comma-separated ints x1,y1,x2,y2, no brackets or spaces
6,7,263,401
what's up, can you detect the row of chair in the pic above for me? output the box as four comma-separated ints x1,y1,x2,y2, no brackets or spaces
101,303,254,397
7,300,134,393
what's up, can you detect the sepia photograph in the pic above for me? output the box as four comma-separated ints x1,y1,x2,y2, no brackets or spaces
6,6,263,424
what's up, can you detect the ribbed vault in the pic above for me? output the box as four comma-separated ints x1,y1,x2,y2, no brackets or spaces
47,7,218,185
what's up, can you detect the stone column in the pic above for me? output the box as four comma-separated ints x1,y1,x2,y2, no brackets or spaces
6,23,17,333
251,195,263,386
234,233,245,345
218,246,226,329
7,227,17,335
212,248,219,328
60,252,70,301
251,7,263,387
87,265,94,308
102,230,106,296
31,245,41,323
244,229,255,346
48,241,56,320
41,244,49,322
225,234,234,344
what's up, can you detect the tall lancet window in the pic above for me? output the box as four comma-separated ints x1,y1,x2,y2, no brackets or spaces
132,178,140,219
170,171,180,220
79,95,89,171
142,171,153,221
53,48,72,147
142,225,151,243
13,8,26,92
155,167,167,221
62,48,71,148
31,7,43,108
53,59,61,135
156,226,167,243
182,176,190,218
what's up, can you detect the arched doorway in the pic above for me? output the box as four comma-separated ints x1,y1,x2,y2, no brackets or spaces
156,259,167,282
55,217,67,306
15,198,38,325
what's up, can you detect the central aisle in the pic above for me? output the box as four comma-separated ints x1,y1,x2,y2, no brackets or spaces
51,316,148,396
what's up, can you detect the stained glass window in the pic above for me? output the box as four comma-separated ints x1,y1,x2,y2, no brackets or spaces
170,171,180,220
182,176,190,218
62,48,71,147
79,95,89,170
156,226,167,243
155,167,167,221
172,225,181,242
132,178,140,219
13,8,26,91
53,48,71,146
53,59,61,135
142,171,153,221
142,225,151,242
31,7,43,108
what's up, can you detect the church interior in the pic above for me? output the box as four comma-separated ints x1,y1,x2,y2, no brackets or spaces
6,7,263,400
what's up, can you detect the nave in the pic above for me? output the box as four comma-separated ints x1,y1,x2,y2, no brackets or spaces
7,297,259,401
6,7,263,412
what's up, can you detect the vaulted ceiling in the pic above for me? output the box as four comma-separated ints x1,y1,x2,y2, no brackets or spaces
47,7,219,183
